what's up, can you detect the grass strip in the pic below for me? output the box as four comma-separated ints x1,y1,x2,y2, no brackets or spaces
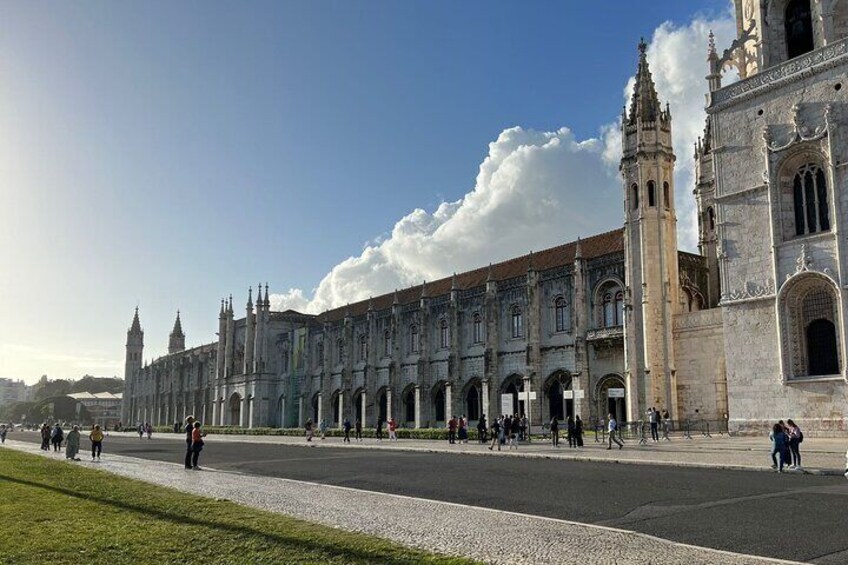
0,448,479,565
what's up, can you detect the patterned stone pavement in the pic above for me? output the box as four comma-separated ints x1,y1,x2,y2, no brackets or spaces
3,439,804,564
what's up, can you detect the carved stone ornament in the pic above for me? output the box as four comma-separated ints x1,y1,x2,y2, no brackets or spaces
786,244,831,282
764,103,830,152
721,278,776,304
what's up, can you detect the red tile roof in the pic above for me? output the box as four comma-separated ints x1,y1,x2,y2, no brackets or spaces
316,228,623,323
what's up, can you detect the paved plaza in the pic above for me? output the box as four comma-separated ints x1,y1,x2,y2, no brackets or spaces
3,436,817,565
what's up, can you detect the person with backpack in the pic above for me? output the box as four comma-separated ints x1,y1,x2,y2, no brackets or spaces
354,418,363,442
488,415,502,451
477,414,488,444
786,419,803,470
342,418,352,443
607,413,624,449
550,417,559,447
769,422,788,472
51,423,64,452
575,415,584,447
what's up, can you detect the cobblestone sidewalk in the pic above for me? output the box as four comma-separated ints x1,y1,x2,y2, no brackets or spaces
4,440,801,565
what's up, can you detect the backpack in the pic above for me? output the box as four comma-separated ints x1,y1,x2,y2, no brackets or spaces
798,430,804,443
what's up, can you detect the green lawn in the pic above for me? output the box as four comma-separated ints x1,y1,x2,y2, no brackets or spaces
0,449,478,565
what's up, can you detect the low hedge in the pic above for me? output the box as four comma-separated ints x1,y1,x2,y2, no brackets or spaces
152,425,488,441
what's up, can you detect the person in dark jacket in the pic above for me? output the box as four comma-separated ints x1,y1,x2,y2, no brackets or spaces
183,415,196,469
477,415,488,443
343,418,352,443
567,416,576,448
575,415,584,447
550,417,559,447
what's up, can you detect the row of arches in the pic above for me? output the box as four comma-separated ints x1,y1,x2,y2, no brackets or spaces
308,372,629,427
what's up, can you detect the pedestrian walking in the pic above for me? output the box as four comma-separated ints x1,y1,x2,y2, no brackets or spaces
376,418,384,441
0,424,6,444
786,418,803,470
519,414,528,442
447,416,457,444
65,425,81,461
477,415,488,444
355,418,362,442
662,410,671,441
173,421,180,434
89,424,104,460
508,414,519,450
607,414,624,449
190,421,206,470
567,416,576,448
343,418,352,443
40,424,50,450
305,418,314,442
388,418,398,441
550,417,559,447
575,415,584,447
137,423,144,439
488,415,502,451
458,415,468,443
778,420,792,466
145,422,153,440
319,418,328,440
183,416,196,469
770,422,788,472
648,407,659,442
51,423,64,452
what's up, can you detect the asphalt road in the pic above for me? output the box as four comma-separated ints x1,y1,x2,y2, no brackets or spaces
12,431,848,563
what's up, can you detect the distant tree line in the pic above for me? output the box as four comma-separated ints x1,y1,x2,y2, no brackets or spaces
0,375,122,423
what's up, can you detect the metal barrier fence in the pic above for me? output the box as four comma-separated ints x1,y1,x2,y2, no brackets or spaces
590,419,730,444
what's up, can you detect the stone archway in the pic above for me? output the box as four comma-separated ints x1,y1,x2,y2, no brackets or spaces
228,393,242,427
597,374,626,424
543,371,572,423
499,374,525,417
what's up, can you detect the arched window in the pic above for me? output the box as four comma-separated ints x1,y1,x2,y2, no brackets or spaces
663,181,670,208
647,181,656,207
383,330,391,357
786,0,814,59
793,163,830,236
336,339,344,364
615,291,625,325
434,387,445,422
404,388,415,423
707,207,715,232
472,312,483,343
409,324,419,353
465,385,480,421
554,297,568,332
439,318,449,349
603,293,614,327
359,334,368,361
631,183,639,210
511,306,524,338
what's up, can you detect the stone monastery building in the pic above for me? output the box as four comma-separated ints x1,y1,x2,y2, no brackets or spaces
123,0,848,434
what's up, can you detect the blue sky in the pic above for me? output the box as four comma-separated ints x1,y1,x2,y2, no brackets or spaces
0,1,731,383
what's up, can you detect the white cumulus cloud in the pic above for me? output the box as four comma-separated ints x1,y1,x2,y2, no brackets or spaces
271,9,738,314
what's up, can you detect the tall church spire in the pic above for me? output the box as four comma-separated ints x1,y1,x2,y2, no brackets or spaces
628,39,664,125
129,306,143,336
168,310,185,354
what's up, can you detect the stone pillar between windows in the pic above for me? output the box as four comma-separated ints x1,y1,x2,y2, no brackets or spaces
414,385,421,429
360,391,367,426
239,397,247,428
445,382,453,420
386,391,393,422
482,379,490,423
338,391,344,429
248,396,255,429
298,396,304,428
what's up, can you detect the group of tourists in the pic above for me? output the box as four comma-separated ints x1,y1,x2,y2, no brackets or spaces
341,418,365,442
549,415,585,448
646,407,671,442
36,422,105,461
136,422,153,439
182,415,206,470
487,414,525,451
304,416,400,443
447,415,469,444
768,419,804,472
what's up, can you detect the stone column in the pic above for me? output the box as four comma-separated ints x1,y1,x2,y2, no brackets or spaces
240,397,247,428
360,390,367,425
414,385,421,428
317,392,323,425
482,379,490,423
445,382,453,420
523,376,532,433
248,396,255,429
338,391,345,429
298,396,304,428
386,392,392,422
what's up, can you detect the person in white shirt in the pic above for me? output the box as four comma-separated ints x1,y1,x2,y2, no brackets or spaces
607,413,624,450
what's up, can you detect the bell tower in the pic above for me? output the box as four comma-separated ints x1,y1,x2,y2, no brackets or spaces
168,310,186,354
123,307,144,424
621,40,680,420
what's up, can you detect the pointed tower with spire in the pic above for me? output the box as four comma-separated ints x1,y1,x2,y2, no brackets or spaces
125,308,144,379
621,39,680,420
168,310,186,354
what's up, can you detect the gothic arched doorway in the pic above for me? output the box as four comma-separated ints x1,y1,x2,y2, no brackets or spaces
500,374,525,417
597,374,626,424
228,393,242,427
376,387,388,423
544,371,572,422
